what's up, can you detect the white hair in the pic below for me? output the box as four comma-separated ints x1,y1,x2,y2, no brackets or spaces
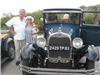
63,14,69,19
25,16,34,22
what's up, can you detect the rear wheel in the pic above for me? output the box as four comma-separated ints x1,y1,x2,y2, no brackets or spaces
8,42,15,60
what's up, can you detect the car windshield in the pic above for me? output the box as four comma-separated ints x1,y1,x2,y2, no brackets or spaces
45,13,80,24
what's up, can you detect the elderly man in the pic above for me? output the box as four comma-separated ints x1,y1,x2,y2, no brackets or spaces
6,9,26,65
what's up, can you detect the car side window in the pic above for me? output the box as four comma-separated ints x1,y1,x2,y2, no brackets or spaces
83,12,100,25
46,14,58,23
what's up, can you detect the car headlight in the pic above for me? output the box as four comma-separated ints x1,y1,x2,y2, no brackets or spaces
37,37,46,48
72,37,83,49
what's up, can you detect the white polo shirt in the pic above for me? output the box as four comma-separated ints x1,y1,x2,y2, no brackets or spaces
6,16,26,40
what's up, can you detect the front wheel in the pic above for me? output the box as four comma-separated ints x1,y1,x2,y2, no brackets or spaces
22,59,36,75
22,54,38,75
85,59,95,75
85,59,95,69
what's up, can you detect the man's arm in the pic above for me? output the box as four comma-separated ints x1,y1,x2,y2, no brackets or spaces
5,17,16,36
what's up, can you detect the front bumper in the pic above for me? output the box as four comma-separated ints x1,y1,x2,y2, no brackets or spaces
19,64,100,75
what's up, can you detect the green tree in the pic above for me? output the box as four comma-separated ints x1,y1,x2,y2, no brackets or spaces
1,16,11,29
26,10,43,33
1,13,15,29
1,10,43,32
84,13,94,24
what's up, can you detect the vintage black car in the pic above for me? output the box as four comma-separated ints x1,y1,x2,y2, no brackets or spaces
20,8,100,75
1,30,15,64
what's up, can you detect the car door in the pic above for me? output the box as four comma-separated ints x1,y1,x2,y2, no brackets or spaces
81,25,100,46
81,11,100,46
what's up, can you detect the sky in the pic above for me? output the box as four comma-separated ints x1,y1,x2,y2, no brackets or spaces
0,0,100,17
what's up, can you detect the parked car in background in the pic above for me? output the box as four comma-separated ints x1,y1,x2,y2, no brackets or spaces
0,30,15,64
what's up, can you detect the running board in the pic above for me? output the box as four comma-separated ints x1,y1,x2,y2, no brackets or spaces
1,57,9,64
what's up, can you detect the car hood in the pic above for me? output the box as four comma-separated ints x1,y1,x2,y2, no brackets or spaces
44,24,80,39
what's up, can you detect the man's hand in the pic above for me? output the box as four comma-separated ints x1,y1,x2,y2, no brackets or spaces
11,31,16,35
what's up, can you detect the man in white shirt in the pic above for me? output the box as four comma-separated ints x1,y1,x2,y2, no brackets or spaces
6,9,26,65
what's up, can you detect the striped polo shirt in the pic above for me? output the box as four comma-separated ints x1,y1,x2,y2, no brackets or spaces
25,26,36,44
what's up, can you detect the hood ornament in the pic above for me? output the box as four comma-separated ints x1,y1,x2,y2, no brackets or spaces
49,28,53,35
58,27,62,32
68,29,73,36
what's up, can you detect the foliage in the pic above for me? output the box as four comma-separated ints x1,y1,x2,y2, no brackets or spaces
1,10,43,33
80,4,100,24
1,4,100,30
1,16,12,29
84,13,94,24
27,10,43,33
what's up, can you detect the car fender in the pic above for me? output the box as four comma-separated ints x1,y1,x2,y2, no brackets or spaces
79,56,86,63
86,45,99,61
7,38,13,43
5,38,14,51
21,44,36,60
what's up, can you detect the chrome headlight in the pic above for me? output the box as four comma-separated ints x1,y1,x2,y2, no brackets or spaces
37,37,46,48
72,37,83,49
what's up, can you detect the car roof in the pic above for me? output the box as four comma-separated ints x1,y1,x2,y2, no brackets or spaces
43,8,82,13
